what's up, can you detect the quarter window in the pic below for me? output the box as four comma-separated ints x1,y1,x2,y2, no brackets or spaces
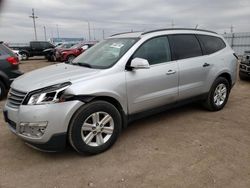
197,35,226,55
168,34,202,60
133,36,171,65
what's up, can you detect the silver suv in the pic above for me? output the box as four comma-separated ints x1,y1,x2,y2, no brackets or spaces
3,29,237,154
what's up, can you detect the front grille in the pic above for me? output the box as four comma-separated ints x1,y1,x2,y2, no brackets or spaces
7,88,27,108
240,64,250,72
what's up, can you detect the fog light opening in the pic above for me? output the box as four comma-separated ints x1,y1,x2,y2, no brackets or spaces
19,122,48,138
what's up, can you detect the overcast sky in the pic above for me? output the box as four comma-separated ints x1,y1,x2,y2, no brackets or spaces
0,0,250,43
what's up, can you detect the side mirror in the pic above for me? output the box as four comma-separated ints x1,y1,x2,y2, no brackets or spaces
130,58,150,69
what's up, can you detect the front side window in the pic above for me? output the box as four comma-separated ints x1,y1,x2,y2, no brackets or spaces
168,34,202,60
197,35,226,55
133,36,171,65
72,38,138,69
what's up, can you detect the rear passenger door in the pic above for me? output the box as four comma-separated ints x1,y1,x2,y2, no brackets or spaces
168,34,210,100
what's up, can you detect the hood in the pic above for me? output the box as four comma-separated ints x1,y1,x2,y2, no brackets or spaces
11,63,100,92
61,48,72,52
43,48,54,53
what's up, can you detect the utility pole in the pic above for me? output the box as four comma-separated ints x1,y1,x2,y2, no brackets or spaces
230,25,234,33
171,20,175,28
88,21,91,41
56,24,60,39
29,8,38,41
43,26,47,41
93,25,96,40
102,29,105,40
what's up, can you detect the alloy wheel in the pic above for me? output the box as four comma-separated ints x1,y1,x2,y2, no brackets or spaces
81,111,114,147
214,83,227,106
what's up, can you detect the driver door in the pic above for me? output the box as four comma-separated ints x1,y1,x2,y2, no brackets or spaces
125,36,179,114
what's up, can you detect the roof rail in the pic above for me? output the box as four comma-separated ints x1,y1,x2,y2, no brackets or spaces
110,31,142,37
142,28,217,35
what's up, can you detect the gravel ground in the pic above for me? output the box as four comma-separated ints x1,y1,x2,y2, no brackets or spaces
0,59,250,188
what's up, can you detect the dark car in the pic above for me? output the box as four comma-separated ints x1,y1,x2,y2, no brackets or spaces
11,41,55,60
44,42,77,62
239,51,250,80
0,42,23,100
56,42,97,62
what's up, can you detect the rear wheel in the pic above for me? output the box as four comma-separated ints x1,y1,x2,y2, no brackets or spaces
68,101,122,155
203,77,230,111
0,81,6,100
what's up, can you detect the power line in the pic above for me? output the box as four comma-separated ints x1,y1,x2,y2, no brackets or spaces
29,8,38,41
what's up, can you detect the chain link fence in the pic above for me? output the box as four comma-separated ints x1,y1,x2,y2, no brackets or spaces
223,32,250,56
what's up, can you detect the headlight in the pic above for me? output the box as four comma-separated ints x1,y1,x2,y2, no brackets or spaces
27,82,71,105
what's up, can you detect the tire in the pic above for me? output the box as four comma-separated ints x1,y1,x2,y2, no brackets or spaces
67,55,75,63
51,55,56,62
20,52,29,60
203,77,230,111
0,81,6,100
68,101,122,155
239,72,249,80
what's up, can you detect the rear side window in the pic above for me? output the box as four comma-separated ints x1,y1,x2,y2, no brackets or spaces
0,45,7,56
197,35,226,55
0,44,15,56
168,34,202,60
31,42,41,49
133,36,171,65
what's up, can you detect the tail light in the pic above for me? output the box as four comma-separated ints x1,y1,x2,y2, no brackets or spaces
6,56,19,65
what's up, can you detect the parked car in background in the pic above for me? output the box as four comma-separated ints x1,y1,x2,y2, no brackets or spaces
239,51,250,80
0,42,22,100
56,42,97,62
11,41,55,60
44,42,78,62
3,29,237,154
12,50,22,61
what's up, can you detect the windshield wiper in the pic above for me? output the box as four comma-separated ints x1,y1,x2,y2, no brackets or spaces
74,62,92,68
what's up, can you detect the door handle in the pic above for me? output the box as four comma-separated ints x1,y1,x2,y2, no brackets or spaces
166,70,176,75
203,63,210,67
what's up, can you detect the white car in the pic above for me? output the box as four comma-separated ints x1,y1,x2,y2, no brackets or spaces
12,50,22,61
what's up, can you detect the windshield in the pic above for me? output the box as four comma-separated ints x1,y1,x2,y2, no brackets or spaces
72,38,138,69
70,43,82,49
55,44,64,49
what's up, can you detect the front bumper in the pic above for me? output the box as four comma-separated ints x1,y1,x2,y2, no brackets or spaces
3,100,83,151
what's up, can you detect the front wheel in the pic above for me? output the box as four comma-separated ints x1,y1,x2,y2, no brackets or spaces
68,101,122,155
203,77,230,111
239,72,249,80
0,81,6,100
20,52,29,60
67,55,76,63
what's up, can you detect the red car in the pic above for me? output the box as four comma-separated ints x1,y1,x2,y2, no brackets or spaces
56,42,96,62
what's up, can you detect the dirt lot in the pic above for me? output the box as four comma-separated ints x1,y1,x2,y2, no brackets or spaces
0,59,250,188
